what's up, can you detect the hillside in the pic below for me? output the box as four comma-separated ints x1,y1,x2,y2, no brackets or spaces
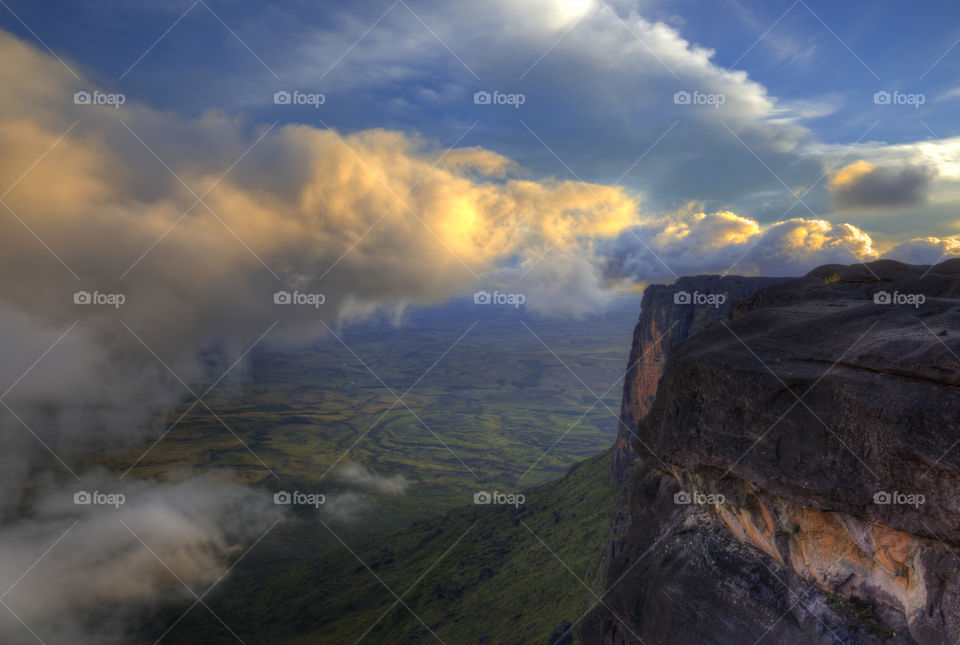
160,449,617,644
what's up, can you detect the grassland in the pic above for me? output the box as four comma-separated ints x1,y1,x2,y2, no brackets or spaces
91,300,638,534
158,449,617,644
91,298,639,642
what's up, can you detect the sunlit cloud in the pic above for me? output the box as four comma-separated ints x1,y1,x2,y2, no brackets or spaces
602,210,878,283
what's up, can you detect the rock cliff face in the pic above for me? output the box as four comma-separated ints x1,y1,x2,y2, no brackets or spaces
611,276,787,483
601,275,788,605
585,260,960,644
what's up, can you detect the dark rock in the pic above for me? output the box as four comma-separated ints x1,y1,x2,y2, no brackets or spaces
611,274,790,482
547,620,573,645
585,260,960,644
600,274,789,626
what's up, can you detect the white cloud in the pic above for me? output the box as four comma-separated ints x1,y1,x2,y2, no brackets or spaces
322,492,373,524
602,210,877,282
881,237,960,264
336,464,409,495
275,0,818,211
0,475,280,645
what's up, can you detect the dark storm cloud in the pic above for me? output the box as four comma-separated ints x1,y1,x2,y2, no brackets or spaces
829,161,935,210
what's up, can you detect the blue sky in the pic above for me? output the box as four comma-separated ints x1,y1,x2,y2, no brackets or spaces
6,0,959,144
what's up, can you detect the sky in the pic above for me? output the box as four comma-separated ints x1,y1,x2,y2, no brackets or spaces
3,1,960,248
3,0,960,290
2,2,960,642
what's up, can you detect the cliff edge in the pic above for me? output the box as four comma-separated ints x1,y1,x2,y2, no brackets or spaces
586,260,960,644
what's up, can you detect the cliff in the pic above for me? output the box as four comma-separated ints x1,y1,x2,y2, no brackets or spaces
611,275,788,482
585,260,960,644
600,275,787,607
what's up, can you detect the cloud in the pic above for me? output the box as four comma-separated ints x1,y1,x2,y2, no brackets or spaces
336,464,409,495
322,492,373,524
0,474,280,645
271,0,821,215
247,0,960,233
828,159,935,210
0,22,647,473
936,86,960,102
601,210,877,282
881,237,960,264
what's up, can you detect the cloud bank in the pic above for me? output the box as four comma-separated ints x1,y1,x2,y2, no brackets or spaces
881,237,960,265
601,210,879,282
0,474,281,645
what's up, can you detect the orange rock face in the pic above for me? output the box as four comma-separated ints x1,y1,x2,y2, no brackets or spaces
709,479,927,623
